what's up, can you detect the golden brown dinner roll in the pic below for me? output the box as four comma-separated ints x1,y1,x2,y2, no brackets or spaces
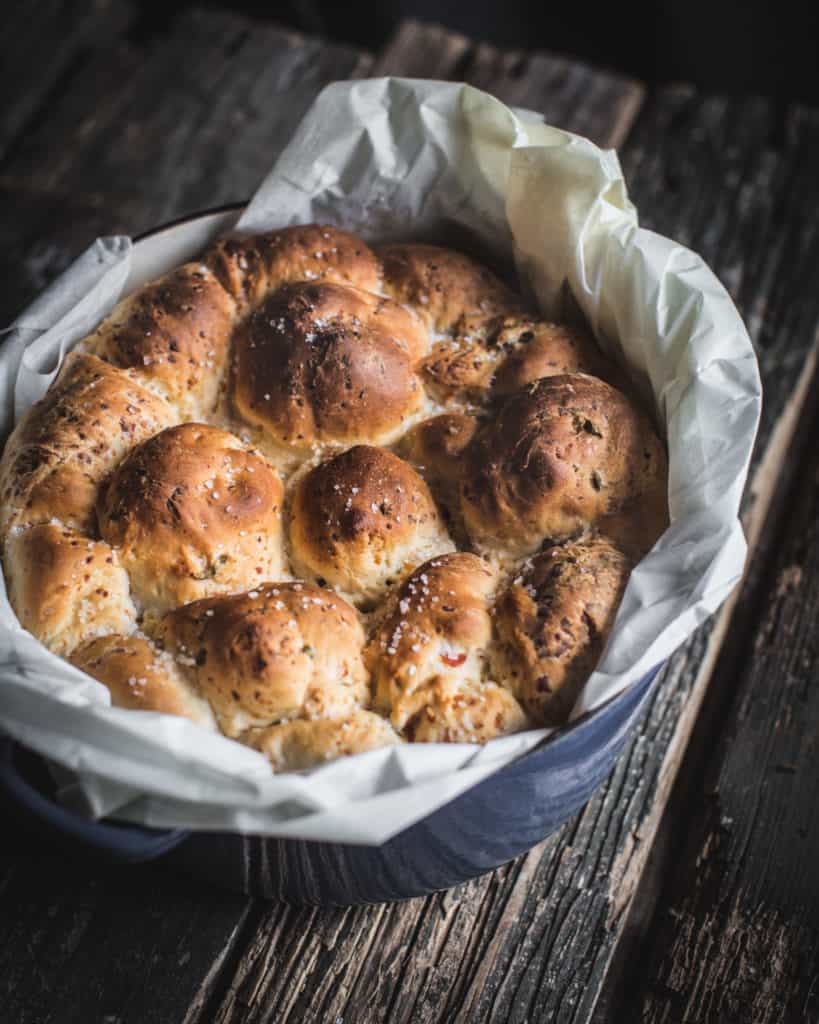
419,337,498,405
83,263,235,419
380,243,525,334
206,223,382,312
0,353,178,538
70,633,216,729
399,412,478,542
400,677,528,744
420,315,608,406
366,552,528,740
289,446,454,607
399,412,478,486
158,582,369,737
4,524,135,656
490,317,609,397
242,709,401,772
97,423,284,617
0,221,670,770
491,535,631,725
366,552,493,719
231,282,427,460
461,373,667,560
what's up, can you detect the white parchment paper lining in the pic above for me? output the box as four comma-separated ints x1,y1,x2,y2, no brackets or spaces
0,78,761,844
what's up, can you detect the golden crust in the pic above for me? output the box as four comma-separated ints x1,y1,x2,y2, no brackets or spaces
206,224,382,312
399,412,478,483
97,423,284,616
398,412,479,544
83,263,236,419
492,535,631,725
289,446,454,607
4,524,135,656
0,225,670,766
420,315,608,405
420,337,497,404
158,582,369,737
70,633,216,729
400,677,528,744
490,318,609,396
461,373,668,559
380,244,525,334
0,354,178,538
365,552,528,740
231,282,427,457
242,709,401,771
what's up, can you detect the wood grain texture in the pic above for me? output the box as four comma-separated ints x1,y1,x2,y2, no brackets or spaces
372,19,644,148
0,7,370,215
0,0,133,163
0,7,370,324
623,101,819,1024
633,417,819,1022
0,830,254,1024
0,184,146,324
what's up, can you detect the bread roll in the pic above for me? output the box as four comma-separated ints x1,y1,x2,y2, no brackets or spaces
206,223,382,312
399,676,528,744
158,582,369,737
0,222,670,768
492,535,631,724
461,373,667,560
490,317,609,396
97,423,284,617
289,446,454,607
419,315,604,405
231,282,427,461
398,412,478,543
242,709,401,772
4,524,135,656
399,413,478,483
83,263,235,419
71,633,216,729
380,243,524,333
366,552,529,741
0,354,178,538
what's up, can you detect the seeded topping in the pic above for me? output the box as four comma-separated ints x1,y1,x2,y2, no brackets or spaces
0,226,662,770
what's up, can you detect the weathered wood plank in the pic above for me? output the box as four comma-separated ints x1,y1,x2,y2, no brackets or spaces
0,8,370,219
0,827,256,1024
372,19,644,148
0,0,134,163
621,100,819,1024
194,87,819,1024
0,184,146,325
0,7,371,325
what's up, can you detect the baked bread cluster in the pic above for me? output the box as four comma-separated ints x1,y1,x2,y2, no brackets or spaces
0,225,668,773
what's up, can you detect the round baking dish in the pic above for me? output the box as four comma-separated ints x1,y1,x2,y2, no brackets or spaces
0,205,663,905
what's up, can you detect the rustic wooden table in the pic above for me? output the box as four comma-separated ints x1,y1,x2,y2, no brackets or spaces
2,4,819,1022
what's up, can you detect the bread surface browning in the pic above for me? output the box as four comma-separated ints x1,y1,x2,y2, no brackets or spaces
97,422,284,616
0,224,668,771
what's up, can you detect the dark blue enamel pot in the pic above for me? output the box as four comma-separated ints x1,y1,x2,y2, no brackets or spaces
0,205,662,905
0,666,658,905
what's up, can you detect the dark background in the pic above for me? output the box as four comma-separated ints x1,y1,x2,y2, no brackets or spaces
133,0,819,106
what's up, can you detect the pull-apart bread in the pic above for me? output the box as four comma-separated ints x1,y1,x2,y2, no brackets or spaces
0,225,667,771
